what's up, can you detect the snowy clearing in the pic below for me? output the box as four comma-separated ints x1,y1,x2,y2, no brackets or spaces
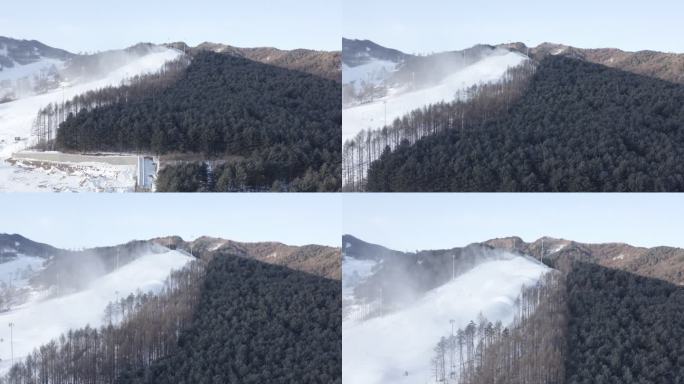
0,249,192,372
342,51,527,141
342,255,548,384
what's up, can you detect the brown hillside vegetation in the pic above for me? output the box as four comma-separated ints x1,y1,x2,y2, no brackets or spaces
167,41,341,81
499,42,684,84
484,236,684,285
152,235,341,280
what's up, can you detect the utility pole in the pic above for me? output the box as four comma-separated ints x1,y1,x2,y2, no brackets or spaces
8,322,14,366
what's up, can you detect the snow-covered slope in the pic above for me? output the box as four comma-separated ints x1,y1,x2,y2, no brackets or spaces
342,50,527,141
0,47,181,191
0,58,64,99
343,59,399,93
342,254,548,384
0,37,73,101
342,255,379,320
0,255,45,289
0,249,192,372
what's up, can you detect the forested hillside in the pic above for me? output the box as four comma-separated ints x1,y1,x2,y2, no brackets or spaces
55,51,341,191
132,254,341,384
367,56,684,191
564,262,684,384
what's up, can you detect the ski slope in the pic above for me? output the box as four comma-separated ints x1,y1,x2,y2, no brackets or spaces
0,47,181,191
0,249,193,372
0,255,46,289
342,51,527,141
343,59,398,93
342,256,379,320
0,57,64,100
342,255,548,384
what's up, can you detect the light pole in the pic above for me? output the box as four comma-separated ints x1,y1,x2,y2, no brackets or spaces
8,322,14,366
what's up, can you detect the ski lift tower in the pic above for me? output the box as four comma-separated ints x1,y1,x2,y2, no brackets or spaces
452,253,455,281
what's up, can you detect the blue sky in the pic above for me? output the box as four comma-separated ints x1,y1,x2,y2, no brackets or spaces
343,194,684,251
2,0,340,52
0,194,341,249
344,0,684,54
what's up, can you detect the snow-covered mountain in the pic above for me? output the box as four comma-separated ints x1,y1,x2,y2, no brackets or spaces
0,37,74,102
342,38,410,100
0,233,63,259
342,39,528,140
342,235,548,384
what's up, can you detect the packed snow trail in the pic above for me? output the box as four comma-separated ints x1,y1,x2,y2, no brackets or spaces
342,51,526,141
0,250,192,373
342,255,548,384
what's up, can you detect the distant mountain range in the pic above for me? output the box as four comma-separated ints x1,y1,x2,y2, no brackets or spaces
344,234,684,286
0,36,73,67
